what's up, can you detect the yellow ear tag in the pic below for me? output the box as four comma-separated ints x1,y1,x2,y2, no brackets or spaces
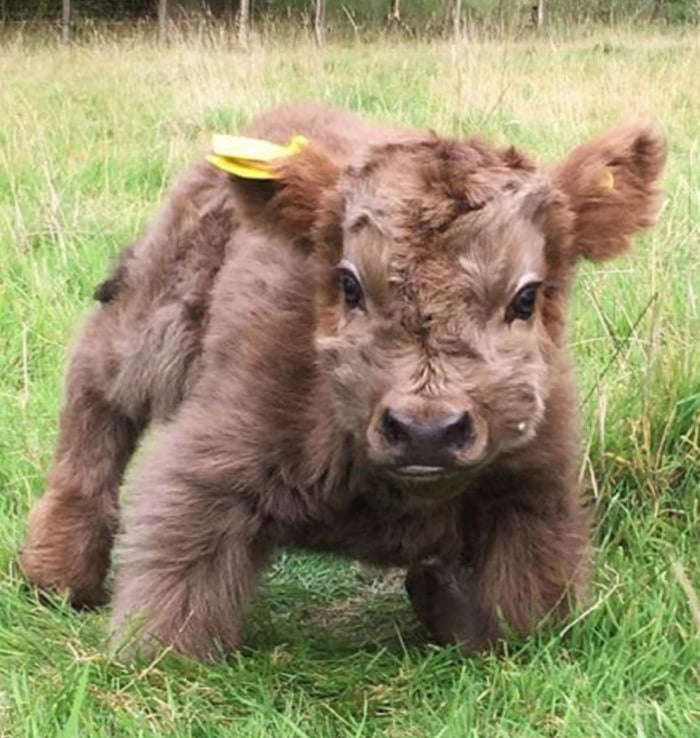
596,166,615,191
206,134,310,180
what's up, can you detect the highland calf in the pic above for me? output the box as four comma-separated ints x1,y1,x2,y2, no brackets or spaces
21,103,666,660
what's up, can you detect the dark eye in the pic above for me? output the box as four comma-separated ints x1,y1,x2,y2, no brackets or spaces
339,268,364,311
507,282,541,322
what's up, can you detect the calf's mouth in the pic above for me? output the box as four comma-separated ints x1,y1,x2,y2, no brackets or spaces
390,464,459,482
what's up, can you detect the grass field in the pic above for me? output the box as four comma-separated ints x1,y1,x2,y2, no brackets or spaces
0,24,698,737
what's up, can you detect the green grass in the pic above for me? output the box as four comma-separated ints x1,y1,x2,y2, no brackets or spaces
1,26,699,737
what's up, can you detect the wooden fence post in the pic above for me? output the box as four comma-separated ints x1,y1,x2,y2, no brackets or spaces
158,0,168,43
386,0,409,34
62,0,72,43
532,0,544,29
237,0,250,46
313,0,325,46
453,0,462,38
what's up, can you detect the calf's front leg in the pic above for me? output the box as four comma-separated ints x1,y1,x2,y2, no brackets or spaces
110,422,270,661
21,313,141,608
406,495,591,651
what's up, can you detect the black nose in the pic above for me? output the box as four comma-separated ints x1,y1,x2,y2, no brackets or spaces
380,408,472,466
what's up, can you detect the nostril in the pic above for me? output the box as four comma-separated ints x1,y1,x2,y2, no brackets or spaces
443,412,472,450
380,408,409,446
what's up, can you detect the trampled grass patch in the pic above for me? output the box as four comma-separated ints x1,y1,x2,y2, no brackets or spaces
0,26,698,737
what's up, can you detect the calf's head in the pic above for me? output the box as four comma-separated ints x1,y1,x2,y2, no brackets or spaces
239,124,665,489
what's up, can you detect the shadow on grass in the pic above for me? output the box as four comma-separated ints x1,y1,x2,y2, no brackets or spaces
244,560,428,659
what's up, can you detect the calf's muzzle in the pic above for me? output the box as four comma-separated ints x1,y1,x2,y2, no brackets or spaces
378,407,473,475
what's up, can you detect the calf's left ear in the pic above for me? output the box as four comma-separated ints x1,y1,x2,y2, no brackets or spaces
552,124,667,262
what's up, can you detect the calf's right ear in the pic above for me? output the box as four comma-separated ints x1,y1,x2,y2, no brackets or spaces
551,124,667,262
268,143,343,241
212,139,342,243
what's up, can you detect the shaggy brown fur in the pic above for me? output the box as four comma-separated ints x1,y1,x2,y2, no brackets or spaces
20,103,666,659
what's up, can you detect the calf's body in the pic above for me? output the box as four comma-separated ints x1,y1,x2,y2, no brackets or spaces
21,103,665,659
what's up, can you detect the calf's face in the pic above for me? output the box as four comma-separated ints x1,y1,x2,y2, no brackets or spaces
315,142,565,484
255,125,665,489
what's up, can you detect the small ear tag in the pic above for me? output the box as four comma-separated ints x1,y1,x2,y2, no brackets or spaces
596,166,615,192
206,134,309,180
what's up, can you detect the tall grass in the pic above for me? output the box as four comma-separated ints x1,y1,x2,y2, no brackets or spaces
0,26,698,737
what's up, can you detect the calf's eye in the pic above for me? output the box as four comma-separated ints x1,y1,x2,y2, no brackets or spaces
507,282,542,322
339,268,364,311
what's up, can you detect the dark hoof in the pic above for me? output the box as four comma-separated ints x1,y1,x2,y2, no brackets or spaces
405,563,440,631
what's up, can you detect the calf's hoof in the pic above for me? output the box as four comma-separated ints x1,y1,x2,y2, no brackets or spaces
405,562,491,652
20,542,109,609
20,495,111,609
